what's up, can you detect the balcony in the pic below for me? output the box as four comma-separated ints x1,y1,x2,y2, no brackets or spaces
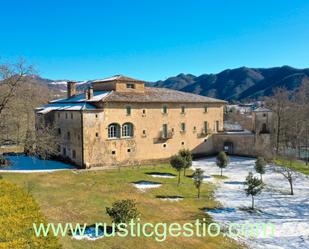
153,130,174,143
197,129,211,138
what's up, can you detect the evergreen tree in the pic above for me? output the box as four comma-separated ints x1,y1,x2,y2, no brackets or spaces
216,151,229,176
193,168,204,198
244,172,264,209
179,149,192,176
255,157,266,181
170,155,186,186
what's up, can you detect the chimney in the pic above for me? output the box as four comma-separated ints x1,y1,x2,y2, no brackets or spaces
85,86,94,100
67,81,76,98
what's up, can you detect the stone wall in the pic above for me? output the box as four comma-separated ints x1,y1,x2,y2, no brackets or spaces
213,133,272,157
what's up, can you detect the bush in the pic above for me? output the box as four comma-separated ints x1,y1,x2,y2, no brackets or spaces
216,151,229,176
0,180,61,248
106,199,140,225
0,155,10,167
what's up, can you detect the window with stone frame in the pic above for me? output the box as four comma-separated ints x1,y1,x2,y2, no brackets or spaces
108,123,120,138
122,123,134,137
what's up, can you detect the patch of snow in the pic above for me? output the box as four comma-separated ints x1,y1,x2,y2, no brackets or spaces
86,91,111,102
192,156,309,249
36,102,97,113
49,91,110,104
224,129,252,134
72,226,104,241
148,173,175,178
159,197,183,201
133,181,162,192
49,81,68,85
92,76,121,82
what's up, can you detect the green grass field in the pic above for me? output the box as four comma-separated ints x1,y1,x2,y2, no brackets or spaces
2,165,243,249
274,158,309,175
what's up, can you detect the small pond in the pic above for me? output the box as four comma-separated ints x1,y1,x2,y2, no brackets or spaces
0,155,76,172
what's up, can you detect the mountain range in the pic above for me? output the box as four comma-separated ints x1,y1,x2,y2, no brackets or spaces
151,66,309,101
28,66,309,101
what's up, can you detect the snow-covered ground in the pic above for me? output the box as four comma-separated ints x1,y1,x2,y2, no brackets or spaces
192,156,309,249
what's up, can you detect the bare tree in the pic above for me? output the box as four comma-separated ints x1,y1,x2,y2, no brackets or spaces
24,124,60,160
274,154,298,195
0,59,34,117
293,80,309,165
266,88,290,155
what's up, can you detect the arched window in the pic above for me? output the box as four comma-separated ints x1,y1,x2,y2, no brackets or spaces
108,123,120,138
122,123,134,137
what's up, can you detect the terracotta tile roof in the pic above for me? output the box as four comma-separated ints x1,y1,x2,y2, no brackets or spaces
92,75,144,83
103,87,226,103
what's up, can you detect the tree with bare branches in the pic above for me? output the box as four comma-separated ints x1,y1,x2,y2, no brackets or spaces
0,59,34,117
274,155,298,195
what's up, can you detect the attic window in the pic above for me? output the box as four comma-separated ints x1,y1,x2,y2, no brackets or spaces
126,83,135,89
162,105,168,114
126,106,131,115
181,106,185,114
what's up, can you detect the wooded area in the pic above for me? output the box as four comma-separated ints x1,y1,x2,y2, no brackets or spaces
266,82,309,162
0,60,60,157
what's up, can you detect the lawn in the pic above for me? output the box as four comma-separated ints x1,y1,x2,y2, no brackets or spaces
1,164,243,249
274,158,309,175
0,180,60,249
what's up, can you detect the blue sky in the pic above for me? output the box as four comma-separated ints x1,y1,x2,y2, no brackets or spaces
1,0,308,81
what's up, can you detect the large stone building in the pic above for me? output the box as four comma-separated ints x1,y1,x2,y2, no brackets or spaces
36,75,226,168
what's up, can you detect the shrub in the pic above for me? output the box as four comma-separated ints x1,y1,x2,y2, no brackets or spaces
106,199,140,225
216,151,229,176
0,155,10,167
